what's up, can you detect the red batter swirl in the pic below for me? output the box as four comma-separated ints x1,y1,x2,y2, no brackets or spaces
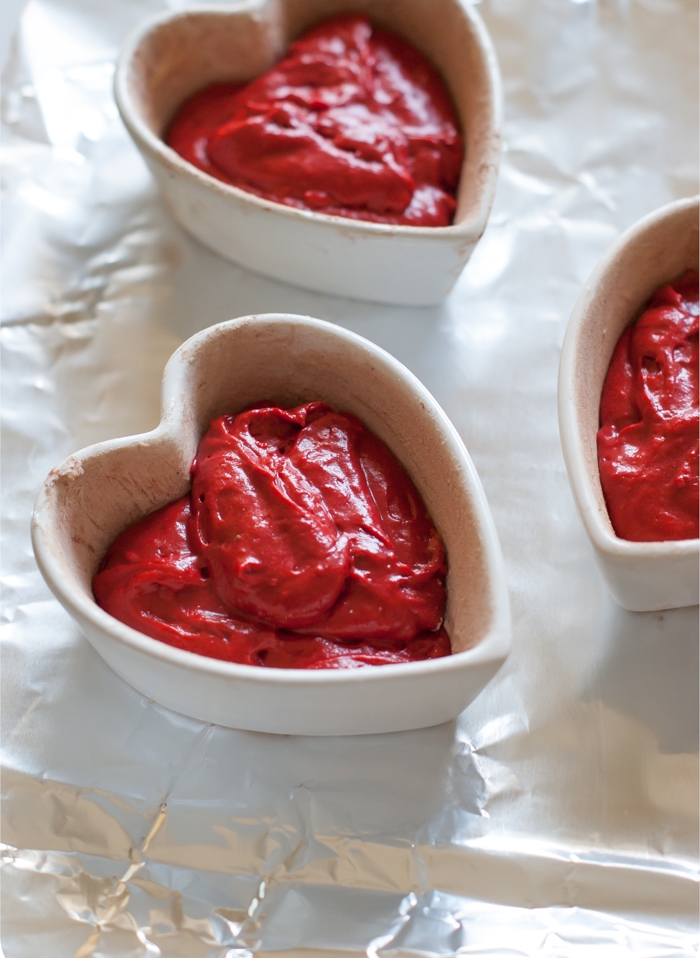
165,15,463,226
93,403,451,669
597,269,699,542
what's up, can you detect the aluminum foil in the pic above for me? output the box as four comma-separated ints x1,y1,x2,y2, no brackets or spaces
1,0,698,953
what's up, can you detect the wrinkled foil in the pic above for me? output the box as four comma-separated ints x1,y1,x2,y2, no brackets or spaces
1,0,698,953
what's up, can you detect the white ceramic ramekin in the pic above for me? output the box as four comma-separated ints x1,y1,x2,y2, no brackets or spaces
558,197,699,613
113,0,502,307
32,315,510,735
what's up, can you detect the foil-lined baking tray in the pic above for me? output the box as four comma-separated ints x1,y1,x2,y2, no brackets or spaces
2,0,698,953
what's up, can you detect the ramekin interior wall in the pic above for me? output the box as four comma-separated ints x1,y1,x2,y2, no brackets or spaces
44,439,191,598
46,320,494,657
126,0,495,227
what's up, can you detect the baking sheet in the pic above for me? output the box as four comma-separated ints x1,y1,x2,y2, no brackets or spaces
1,0,698,954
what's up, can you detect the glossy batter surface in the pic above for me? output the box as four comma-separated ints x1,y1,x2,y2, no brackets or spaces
597,270,699,542
93,403,450,668
165,15,463,226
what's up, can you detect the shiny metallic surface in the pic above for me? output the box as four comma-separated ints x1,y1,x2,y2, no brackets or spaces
1,0,698,954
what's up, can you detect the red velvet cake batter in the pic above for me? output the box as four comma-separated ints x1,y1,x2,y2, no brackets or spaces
93,403,451,669
597,269,699,542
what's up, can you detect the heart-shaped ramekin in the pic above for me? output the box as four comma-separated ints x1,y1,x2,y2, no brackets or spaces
558,196,699,613
32,315,511,735
113,0,502,307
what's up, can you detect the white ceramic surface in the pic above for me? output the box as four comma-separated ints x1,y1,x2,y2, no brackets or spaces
113,0,502,307
32,315,511,735
558,197,699,612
